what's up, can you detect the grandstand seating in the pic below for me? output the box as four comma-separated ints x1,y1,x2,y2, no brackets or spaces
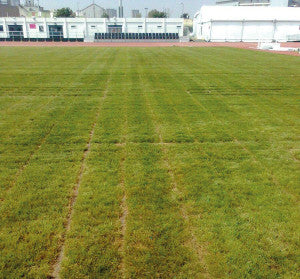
94,32,180,41
0,32,179,42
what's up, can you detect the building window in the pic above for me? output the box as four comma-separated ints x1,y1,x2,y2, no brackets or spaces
177,26,182,28
71,25,77,29
0,25,3,32
138,25,143,28
157,25,162,28
39,26,44,32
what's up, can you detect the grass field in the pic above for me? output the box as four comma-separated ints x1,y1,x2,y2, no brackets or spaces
0,46,299,278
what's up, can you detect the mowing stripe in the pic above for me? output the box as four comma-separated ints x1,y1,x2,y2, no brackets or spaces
1,96,57,143
186,89,294,189
146,94,210,277
138,61,210,276
51,51,114,278
0,123,55,202
11,123,55,183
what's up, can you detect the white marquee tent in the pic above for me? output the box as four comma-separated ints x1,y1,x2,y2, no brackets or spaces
193,6,300,42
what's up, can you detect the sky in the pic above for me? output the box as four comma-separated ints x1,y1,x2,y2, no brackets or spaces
37,0,215,18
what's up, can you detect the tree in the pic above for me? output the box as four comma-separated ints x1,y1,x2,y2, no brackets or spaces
102,12,109,19
148,9,167,18
181,13,190,19
54,8,75,18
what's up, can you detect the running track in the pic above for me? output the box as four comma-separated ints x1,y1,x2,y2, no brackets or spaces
0,41,299,56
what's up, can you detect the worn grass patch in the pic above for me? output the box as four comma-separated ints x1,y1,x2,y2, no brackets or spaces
0,47,299,278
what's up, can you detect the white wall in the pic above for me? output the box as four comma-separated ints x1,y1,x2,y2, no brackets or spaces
0,17,184,39
211,22,243,41
243,21,274,41
199,20,300,42
194,6,300,42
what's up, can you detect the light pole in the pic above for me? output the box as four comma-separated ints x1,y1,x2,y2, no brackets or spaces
145,8,148,18
180,2,184,18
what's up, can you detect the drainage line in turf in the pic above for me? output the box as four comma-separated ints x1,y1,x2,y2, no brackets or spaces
50,90,108,279
119,153,128,279
289,150,299,162
162,149,210,278
51,50,116,278
160,141,210,279
118,87,129,278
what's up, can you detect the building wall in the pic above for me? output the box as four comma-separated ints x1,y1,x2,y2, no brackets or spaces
7,0,20,5
18,5,50,17
11,0,20,5
0,17,184,39
106,9,117,18
132,10,141,18
79,5,105,18
0,4,20,16
197,20,300,42
194,6,300,42
0,0,20,4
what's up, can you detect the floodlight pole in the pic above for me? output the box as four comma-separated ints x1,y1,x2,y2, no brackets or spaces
180,2,184,18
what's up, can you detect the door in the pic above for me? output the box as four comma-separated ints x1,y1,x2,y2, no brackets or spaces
8,25,24,40
48,25,64,40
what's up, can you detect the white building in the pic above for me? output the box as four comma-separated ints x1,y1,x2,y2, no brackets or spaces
77,4,105,18
193,6,300,42
0,17,184,41
106,9,117,18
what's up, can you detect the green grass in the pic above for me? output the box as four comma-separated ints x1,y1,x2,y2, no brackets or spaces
0,46,299,278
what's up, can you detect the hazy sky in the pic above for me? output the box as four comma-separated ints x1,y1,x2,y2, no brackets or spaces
37,0,215,17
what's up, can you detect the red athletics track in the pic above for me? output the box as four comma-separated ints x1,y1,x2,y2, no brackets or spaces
0,41,299,56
